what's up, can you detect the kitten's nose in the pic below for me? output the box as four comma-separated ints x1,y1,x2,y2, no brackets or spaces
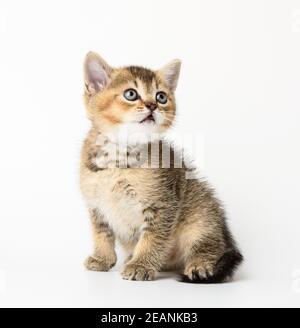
144,101,157,112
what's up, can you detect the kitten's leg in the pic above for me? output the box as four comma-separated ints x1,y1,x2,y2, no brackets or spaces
84,209,117,271
179,215,242,283
121,208,174,281
183,237,224,282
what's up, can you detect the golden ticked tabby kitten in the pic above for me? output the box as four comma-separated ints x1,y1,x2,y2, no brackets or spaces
80,52,243,283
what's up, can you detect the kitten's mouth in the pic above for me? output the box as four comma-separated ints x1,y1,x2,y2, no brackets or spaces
140,113,155,124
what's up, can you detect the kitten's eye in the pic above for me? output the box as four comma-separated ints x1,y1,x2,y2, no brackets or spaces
156,91,168,104
124,89,139,101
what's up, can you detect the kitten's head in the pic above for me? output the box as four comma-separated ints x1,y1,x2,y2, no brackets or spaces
83,52,181,140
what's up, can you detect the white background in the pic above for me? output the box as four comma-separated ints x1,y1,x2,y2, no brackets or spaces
0,0,300,308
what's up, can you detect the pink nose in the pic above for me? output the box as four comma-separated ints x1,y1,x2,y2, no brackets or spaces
145,102,157,111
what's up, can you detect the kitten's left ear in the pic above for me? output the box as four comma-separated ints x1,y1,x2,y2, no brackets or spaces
84,51,113,95
157,59,181,92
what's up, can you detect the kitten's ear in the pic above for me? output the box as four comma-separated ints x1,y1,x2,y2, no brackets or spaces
84,52,113,95
157,59,181,92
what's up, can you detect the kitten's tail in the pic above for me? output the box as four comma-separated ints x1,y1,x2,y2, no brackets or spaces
180,249,243,284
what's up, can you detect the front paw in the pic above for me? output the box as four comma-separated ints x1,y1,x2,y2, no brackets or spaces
84,254,116,272
121,263,155,281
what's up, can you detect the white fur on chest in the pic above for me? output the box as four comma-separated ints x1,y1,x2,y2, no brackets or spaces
86,171,145,243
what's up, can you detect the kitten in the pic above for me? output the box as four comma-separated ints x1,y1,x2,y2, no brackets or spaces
80,51,243,282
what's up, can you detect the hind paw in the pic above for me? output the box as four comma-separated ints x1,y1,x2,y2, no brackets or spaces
184,260,215,281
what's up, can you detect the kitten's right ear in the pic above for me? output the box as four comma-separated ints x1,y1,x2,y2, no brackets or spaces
84,52,113,95
157,59,181,92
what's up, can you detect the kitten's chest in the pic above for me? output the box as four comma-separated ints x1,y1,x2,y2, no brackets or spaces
86,170,146,242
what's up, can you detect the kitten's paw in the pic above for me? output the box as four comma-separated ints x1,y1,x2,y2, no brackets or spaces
183,260,214,281
121,263,155,281
84,255,116,272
